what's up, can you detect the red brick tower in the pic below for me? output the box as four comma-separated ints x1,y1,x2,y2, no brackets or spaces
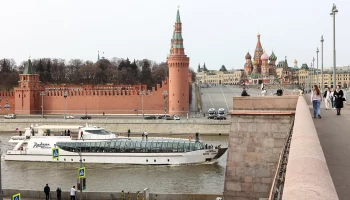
15,59,43,114
244,52,252,75
167,9,190,116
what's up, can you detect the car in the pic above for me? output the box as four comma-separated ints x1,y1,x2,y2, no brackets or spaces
173,115,180,120
80,115,92,120
158,114,170,119
64,115,74,119
214,115,226,120
144,115,157,120
4,114,16,119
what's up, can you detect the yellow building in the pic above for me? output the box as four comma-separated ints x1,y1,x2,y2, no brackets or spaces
195,70,244,85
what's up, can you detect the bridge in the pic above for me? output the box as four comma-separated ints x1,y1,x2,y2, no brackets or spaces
224,93,349,200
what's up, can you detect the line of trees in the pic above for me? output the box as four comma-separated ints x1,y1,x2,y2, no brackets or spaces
0,58,172,90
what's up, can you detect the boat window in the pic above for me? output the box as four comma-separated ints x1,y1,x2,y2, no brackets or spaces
56,140,205,154
84,129,111,135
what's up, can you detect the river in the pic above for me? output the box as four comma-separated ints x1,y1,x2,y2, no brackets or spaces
0,133,228,194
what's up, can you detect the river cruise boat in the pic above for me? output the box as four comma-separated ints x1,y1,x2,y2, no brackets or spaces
5,124,227,165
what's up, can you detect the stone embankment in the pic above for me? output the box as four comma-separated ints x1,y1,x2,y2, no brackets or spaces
2,189,222,200
0,118,230,135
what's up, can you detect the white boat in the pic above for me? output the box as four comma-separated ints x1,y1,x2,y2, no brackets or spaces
5,124,227,165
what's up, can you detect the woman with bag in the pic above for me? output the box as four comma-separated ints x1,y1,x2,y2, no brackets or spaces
311,85,322,118
333,85,344,115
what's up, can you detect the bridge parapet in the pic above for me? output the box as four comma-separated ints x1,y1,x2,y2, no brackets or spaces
280,97,338,200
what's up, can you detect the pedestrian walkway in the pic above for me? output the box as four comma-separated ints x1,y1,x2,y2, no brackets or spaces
306,96,350,200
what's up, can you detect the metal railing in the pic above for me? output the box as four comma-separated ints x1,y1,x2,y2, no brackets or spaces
269,118,295,200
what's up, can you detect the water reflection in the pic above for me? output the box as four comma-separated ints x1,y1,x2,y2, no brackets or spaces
1,133,228,194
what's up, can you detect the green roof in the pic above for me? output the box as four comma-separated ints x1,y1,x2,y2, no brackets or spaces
23,59,34,74
269,51,277,61
176,9,181,23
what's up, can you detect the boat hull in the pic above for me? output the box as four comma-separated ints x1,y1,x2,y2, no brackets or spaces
5,149,224,165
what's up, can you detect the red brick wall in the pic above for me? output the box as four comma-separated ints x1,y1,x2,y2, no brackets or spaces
35,81,169,115
0,92,15,114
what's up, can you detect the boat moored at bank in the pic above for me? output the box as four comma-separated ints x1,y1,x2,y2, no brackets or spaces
5,124,227,165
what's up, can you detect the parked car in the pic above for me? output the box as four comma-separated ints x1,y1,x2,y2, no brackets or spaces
173,115,180,120
214,115,226,120
80,115,92,120
144,115,157,120
64,115,74,119
4,114,16,119
158,114,170,119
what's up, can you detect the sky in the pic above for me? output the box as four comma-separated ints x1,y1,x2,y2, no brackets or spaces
0,0,349,71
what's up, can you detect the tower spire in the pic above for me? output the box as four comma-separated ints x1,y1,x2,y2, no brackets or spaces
170,7,185,55
254,33,263,60
97,51,100,61
176,7,181,23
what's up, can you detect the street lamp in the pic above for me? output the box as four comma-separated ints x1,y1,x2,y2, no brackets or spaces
0,150,2,200
311,62,313,88
316,48,319,89
312,57,315,87
321,36,324,90
330,3,338,88
40,92,45,118
64,91,68,119
162,90,168,117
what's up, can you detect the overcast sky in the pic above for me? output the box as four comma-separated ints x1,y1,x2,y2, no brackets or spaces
0,0,349,70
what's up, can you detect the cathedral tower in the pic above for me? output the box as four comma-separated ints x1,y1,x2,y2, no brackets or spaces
167,8,190,116
15,59,43,114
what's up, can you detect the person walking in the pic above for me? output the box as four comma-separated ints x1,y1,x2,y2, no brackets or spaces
127,129,130,138
334,85,344,115
330,88,335,109
44,184,50,200
56,187,62,200
70,186,76,200
323,87,331,110
311,85,322,119
80,130,84,139
241,88,250,96
144,131,148,140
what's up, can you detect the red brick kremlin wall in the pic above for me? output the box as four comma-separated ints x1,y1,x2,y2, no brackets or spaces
0,92,15,114
37,81,169,115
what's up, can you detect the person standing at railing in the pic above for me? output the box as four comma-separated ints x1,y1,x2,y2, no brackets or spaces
311,85,322,119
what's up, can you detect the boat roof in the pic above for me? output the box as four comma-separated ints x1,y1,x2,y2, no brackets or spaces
33,125,83,130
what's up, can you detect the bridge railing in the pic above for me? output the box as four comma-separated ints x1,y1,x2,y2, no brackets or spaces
278,96,338,200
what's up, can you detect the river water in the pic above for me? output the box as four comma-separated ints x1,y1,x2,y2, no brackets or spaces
0,133,228,194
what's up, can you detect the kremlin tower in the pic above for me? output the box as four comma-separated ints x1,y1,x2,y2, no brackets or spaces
167,9,190,116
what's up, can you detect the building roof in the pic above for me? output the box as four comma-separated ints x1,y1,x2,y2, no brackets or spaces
300,63,309,70
269,51,277,61
245,52,251,59
252,60,259,65
261,52,269,60
23,59,35,75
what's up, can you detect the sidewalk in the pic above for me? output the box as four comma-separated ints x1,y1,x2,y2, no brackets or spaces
306,96,350,200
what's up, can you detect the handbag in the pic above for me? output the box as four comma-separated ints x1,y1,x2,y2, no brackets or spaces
342,97,346,101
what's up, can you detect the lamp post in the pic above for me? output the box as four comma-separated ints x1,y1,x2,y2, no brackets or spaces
0,150,2,200
330,3,338,88
162,90,168,117
64,92,68,119
78,150,83,200
40,92,45,118
311,62,313,88
316,48,319,89
321,36,324,89
312,57,315,87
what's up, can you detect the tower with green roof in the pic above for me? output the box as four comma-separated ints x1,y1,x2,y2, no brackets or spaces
14,58,43,114
167,8,190,116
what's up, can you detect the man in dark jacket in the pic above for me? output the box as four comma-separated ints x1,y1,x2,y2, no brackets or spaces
56,187,62,200
241,88,250,96
44,184,50,200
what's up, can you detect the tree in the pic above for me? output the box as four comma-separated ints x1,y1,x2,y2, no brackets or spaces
34,59,45,81
152,62,168,86
219,65,227,72
141,59,152,88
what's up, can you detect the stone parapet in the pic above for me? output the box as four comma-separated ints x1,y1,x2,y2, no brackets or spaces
232,96,298,111
0,118,230,135
282,97,338,200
